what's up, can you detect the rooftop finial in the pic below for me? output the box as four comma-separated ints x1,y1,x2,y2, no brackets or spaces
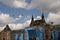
32,15,34,20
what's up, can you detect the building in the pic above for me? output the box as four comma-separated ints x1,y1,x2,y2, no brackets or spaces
26,13,54,40
0,13,60,40
0,25,25,40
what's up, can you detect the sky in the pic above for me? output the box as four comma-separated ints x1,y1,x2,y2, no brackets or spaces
0,0,60,31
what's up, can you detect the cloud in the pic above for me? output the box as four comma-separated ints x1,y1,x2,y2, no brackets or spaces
0,16,40,30
0,0,28,8
27,0,60,13
9,16,41,30
35,16,41,20
0,27,5,32
46,12,60,25
1,0,60,13
0,19,31,31
0,15,41,31
24,16,31,21
18,15,23,18
9,19,31,30
16,15,23,20
1,13,60,31
0,13,22,27
0,12,60,31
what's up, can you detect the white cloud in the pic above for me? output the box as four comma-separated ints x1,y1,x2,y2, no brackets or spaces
0,27,5,32
9,19,31,30
0,13,22,27
26,0,60,25
0,15,41,31
1,13,60,31
8,16,41,30
24,16,31,21
0,13,23,31
0,16,41,30
16,15,23,20
18,15,23,18
1,0,60,13
0,12,60,31
46,12,60,25
0,0,28,8
27,0,60,13
34,16,41,20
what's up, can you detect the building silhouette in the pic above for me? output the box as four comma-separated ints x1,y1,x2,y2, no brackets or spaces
0,13,60,40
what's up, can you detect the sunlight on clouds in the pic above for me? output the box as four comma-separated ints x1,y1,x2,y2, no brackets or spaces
27,0,60,13
0,15,44,31
9,19,31,30
0,27,5,32
0,0,28,8
13,0,28,8
9,16,41,30
18,15,23,18
1,14,60,31
46,12,60,25
1,0,60,13
0,12,22,27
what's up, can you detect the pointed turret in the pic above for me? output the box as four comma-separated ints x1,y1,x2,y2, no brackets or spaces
41,12,46,24
30,15,34,26
42,13,44,20
31,15,34,21
4,25,11,31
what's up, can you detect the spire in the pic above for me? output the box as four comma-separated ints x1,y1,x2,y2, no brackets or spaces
41,12,46,24
42,12,44,20
32,15,34,21
30,15,34,26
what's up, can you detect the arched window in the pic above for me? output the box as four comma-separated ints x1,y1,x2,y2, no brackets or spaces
3,38,5,40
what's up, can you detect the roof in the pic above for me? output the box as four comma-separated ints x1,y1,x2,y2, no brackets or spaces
0,25,25,32
31,19,46,26
4,25,11,31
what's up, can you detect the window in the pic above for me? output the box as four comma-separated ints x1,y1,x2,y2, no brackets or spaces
3,38,5,40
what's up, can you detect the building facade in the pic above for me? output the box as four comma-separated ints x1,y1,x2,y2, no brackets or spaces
0,25,25,40
0,14,60,40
